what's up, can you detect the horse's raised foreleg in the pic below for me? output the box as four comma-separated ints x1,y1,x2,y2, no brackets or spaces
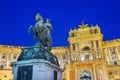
28,25,33,35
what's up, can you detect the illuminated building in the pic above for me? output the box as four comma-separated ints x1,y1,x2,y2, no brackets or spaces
0,22,120,80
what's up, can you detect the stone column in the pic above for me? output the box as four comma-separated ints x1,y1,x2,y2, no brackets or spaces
66,65,70,80
57,53,61,68
75,43,79,61
4,52,7,69
70,44,73,62
93,64,97,80
6,52,11,68
67,52,70,64
115,47,120,60
102,65,109,80
108,48,112,64
79,44,82,61
104,48,110,64
98,40,103,58
93,41,97,59
5,52,8,68
60,53,63,68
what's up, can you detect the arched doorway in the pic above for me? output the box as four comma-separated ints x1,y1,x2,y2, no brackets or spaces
80,70,92,80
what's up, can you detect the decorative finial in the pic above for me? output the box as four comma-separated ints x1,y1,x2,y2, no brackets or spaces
96,24,99,27
80,20,89,29
91,24,93,27
74,27,77,31
70,28,72,31
82,20,84,25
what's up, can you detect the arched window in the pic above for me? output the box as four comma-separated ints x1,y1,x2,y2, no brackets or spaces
81,46,91,51
80,70,92,80
80,46,93,61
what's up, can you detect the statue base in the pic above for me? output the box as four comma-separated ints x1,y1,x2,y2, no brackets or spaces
17,46,59,66
11,59,63,80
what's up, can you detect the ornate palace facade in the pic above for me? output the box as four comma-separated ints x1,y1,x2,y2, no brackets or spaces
0,23,120,80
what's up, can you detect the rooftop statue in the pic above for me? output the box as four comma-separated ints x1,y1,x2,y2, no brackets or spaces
28,13,52,51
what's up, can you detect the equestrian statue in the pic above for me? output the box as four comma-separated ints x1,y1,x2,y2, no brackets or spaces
28,13,52,51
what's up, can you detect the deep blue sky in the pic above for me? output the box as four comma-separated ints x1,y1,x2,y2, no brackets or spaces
0,0,120,47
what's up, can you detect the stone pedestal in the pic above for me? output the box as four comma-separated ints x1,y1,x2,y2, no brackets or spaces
11,59,63,80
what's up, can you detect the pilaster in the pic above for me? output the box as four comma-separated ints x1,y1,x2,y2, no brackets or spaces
115,47,120,65
93,64,97,80
115,47,120,60
59,53,63,68
108,48,112,64
70,44,73,62
93,41,97,59
75,43,79,61
104,48,110,64
98,40,103,58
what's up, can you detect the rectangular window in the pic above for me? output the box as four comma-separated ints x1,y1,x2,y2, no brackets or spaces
62,54,66,60
110,48,116,56
13,56,17,59
54,70,57,80
2,55,5,59
0,65,4,69
113,61,118,65
72,44,75,50
96,41,99,48
73,54,76,60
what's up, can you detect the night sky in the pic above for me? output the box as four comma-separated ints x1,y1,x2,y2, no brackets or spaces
0,0,120,47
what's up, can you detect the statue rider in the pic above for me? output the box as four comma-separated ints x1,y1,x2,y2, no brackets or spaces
44,19,52,50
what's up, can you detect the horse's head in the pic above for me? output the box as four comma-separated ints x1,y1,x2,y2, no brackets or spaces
35,13,43,22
